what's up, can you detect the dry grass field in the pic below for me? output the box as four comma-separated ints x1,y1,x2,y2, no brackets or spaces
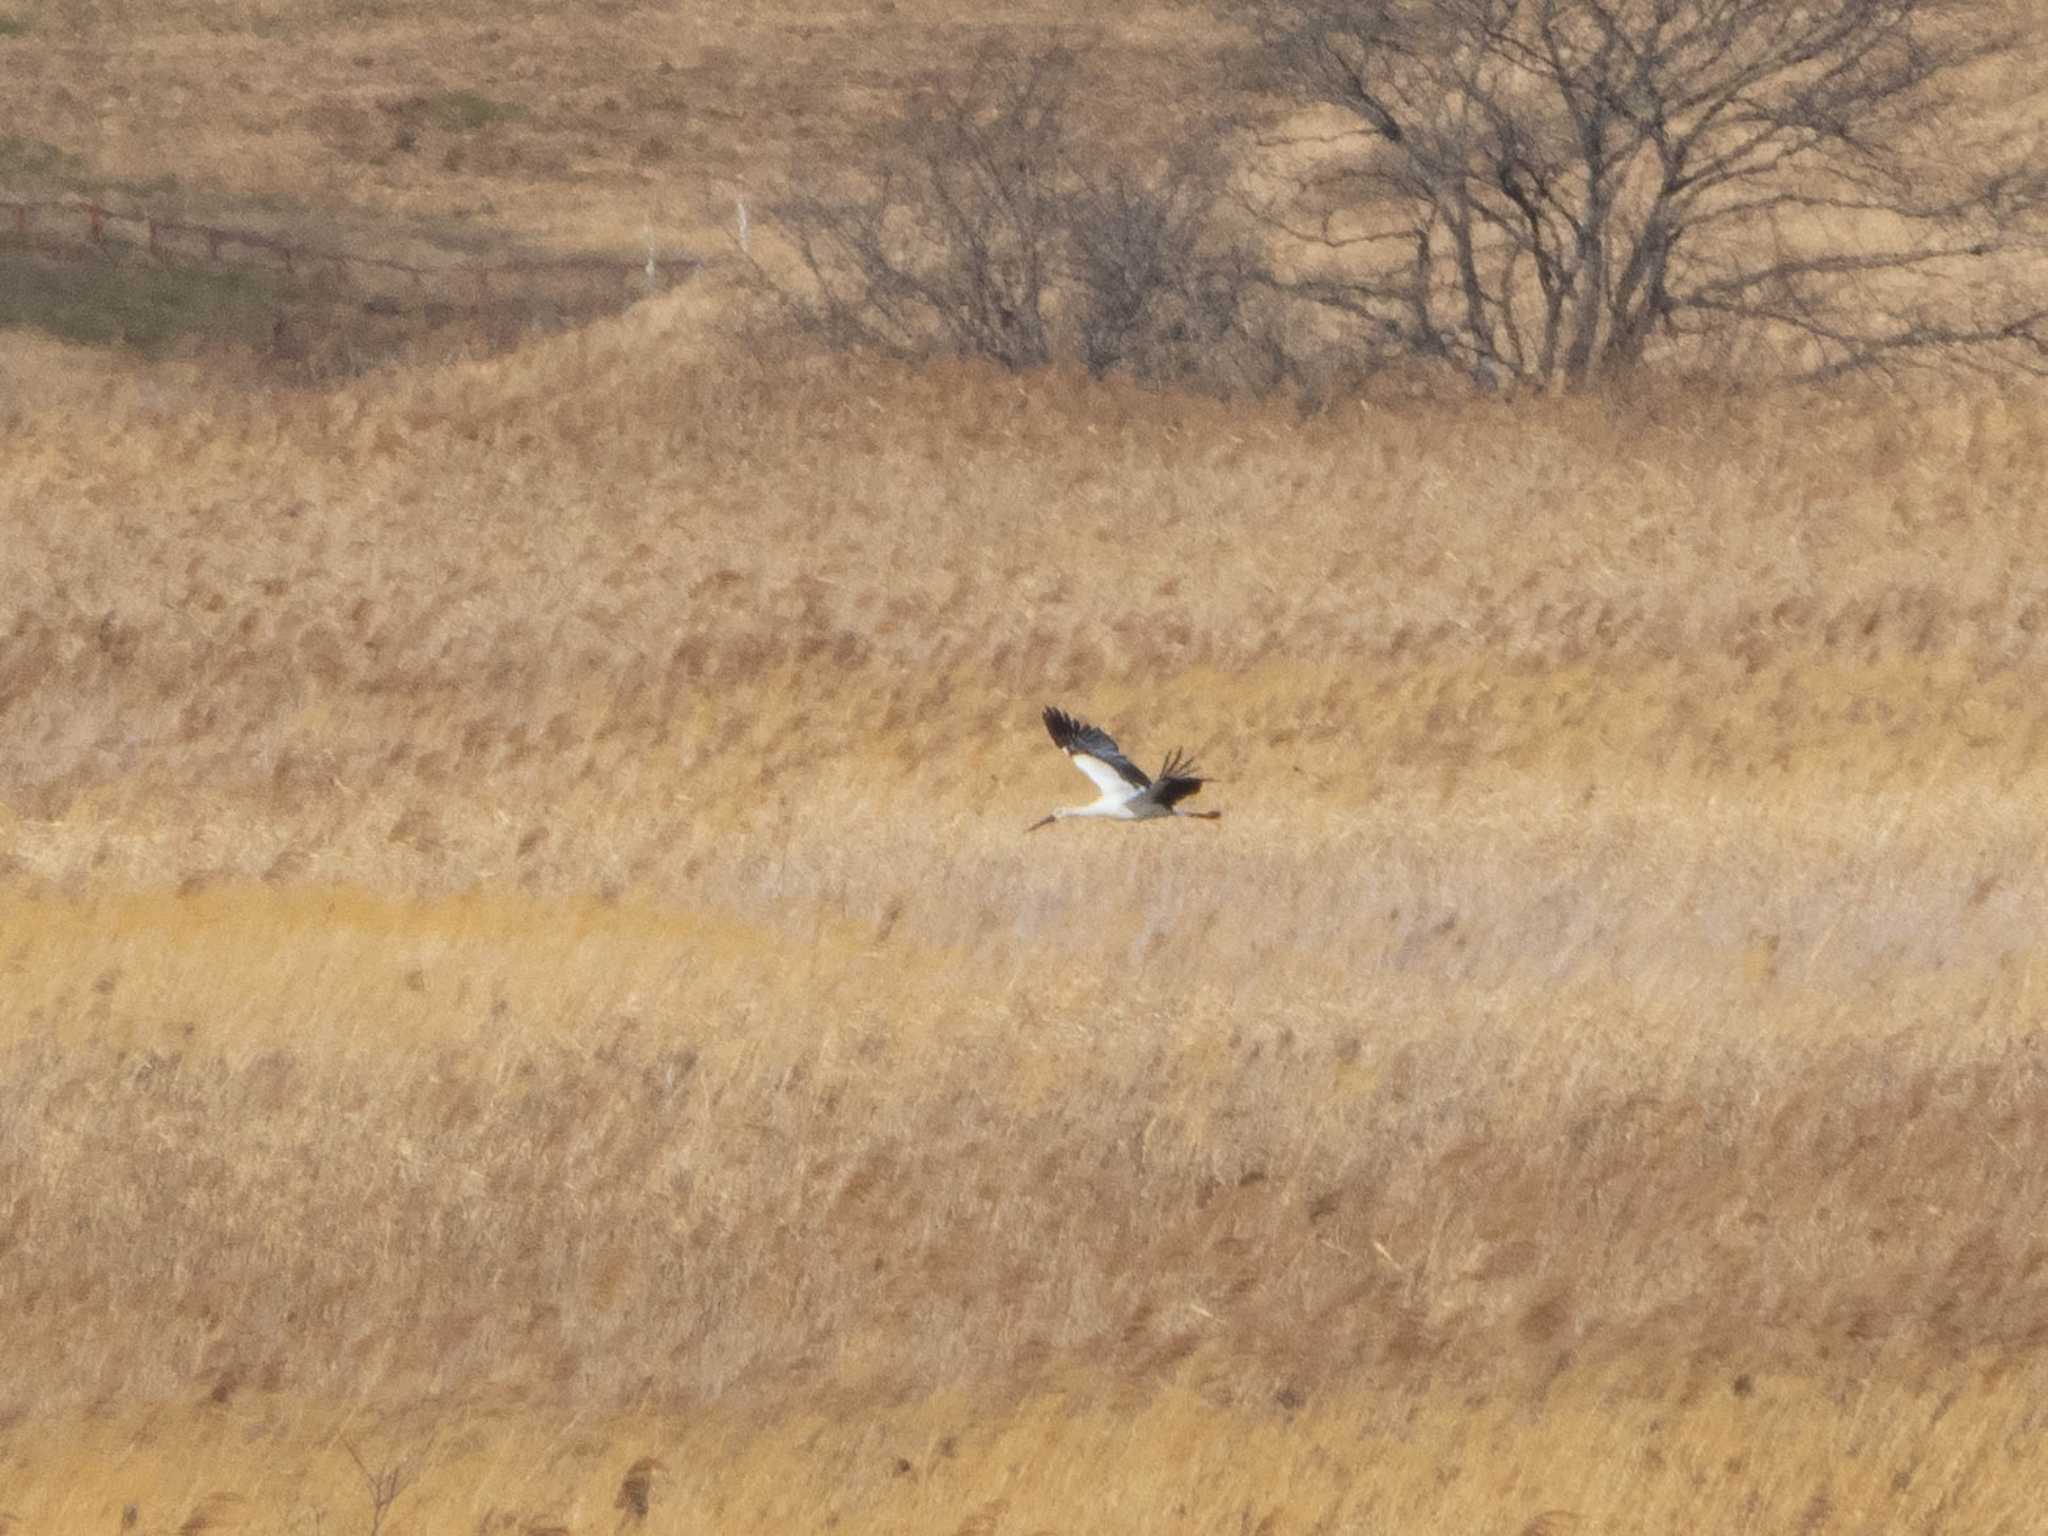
6,2,2048,1533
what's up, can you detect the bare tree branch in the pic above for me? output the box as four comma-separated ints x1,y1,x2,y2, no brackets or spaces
746,40,1283,394
1219,0,2048,387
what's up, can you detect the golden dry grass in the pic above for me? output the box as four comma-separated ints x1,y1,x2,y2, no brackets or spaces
7,2,2048,1531
8,300,2048,1529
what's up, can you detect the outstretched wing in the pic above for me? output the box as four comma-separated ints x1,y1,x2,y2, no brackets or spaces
1043,706,1150,796
1149,746,1208,809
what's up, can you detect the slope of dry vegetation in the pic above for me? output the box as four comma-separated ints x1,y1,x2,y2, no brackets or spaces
2,0,1203,253
6,2,2048,1532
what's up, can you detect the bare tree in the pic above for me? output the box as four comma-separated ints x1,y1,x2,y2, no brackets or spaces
751,42,1268,389
1223,0,2048,387
758,42,1076,370
1068,149,1262,382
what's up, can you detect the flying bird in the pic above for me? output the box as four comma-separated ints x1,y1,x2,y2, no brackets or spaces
1028,706,1221,831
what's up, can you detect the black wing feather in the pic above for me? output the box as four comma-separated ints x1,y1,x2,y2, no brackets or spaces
1042,706,1151,789
1152,746,1207,808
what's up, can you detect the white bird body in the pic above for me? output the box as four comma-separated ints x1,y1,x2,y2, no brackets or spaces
1028,706,1221,831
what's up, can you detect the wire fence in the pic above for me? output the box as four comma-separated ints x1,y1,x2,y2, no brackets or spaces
0,195,701,318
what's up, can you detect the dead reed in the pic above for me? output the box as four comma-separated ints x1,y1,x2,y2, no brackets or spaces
7,0,2048,1506
5,309,2048,1528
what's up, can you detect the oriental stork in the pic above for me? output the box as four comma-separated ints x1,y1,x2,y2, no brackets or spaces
1027,706,1221,831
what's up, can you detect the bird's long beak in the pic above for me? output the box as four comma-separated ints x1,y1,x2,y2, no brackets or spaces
1025,814,1056,833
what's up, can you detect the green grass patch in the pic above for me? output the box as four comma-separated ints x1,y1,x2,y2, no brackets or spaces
423,90,525,133
0,252,278,353
0,136,84,181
